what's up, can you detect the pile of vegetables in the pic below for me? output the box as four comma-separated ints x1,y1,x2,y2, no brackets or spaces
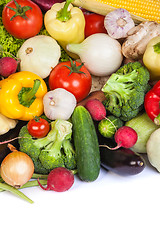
1,0,160,203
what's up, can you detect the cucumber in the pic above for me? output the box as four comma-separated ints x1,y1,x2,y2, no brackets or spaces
98,115,124,138
71,106,100,182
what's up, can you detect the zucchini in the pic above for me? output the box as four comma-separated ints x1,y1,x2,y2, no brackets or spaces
71,106,100,182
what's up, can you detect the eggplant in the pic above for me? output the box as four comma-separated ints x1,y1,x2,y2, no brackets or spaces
94,121,145,176
31,0,64,12
100,147,145,176
0,121,27,164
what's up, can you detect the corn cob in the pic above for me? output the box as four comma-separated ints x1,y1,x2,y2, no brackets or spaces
73,0,160,24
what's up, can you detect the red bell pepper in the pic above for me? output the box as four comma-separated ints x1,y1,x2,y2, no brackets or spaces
144,80,160,125
83,12,107,38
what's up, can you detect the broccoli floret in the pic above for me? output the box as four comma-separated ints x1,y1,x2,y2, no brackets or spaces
18,119,76,174
39,141,65,170
62,139,76,170
39,119,75,170
102,62,150,121
18,125,56,174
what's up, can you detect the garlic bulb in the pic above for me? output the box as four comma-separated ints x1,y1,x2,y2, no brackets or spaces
43,88,77,120
104,8,135,39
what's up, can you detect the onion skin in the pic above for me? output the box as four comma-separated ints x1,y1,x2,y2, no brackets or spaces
0,147,34,188
31,0,64,12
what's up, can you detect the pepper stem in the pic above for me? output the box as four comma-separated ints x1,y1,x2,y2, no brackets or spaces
56,0,73,22
18,79,41,108
153,42,160,54
154,114,160,125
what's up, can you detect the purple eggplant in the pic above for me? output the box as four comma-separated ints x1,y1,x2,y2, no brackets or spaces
100,146,145,176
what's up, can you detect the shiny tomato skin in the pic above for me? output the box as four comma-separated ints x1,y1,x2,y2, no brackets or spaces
84,13,107,38
27,118,50,138
49,61,92,102
2,0,43,39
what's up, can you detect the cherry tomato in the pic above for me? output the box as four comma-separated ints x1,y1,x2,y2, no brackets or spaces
84,12,107,38
2,0,43,39
49,61,92,102
27,117,50,138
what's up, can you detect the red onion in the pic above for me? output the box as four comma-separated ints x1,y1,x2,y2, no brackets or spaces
31,0,64,12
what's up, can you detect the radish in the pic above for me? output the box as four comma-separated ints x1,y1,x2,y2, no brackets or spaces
100,126,138,150
114,126,138,149
0,57,19,77
37,167,74,192
85,99,106,121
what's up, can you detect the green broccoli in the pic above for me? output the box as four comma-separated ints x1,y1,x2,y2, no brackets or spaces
62,139,76,170
18,124,56,174
39,119,74,169
18,119,76,174
102,61,150,121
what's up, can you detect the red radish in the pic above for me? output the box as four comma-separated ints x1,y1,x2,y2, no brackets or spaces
0,57,19,77
100,126,138,150
114,126,138,149
37,167,74,192
85,99,106,121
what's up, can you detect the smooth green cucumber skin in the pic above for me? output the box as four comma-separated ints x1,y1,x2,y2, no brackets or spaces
72,106,100,182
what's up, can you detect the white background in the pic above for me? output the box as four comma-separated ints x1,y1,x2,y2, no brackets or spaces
1,156,160,240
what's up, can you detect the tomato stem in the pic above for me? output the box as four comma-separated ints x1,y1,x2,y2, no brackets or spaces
7,0,32,21
64,58,86,75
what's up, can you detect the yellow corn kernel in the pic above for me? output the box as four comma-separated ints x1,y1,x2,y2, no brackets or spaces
73,0,160,23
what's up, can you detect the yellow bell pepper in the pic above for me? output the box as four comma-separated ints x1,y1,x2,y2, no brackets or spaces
44,0,85,58
143,36,160,81
0,71,47,121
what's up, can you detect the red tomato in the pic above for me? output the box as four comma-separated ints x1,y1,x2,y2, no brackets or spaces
27,117,50,138
84,13,107,38
2,0,43,39
49,61,92,102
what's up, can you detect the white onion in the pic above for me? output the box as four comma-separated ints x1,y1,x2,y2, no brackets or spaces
66,33,123,77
